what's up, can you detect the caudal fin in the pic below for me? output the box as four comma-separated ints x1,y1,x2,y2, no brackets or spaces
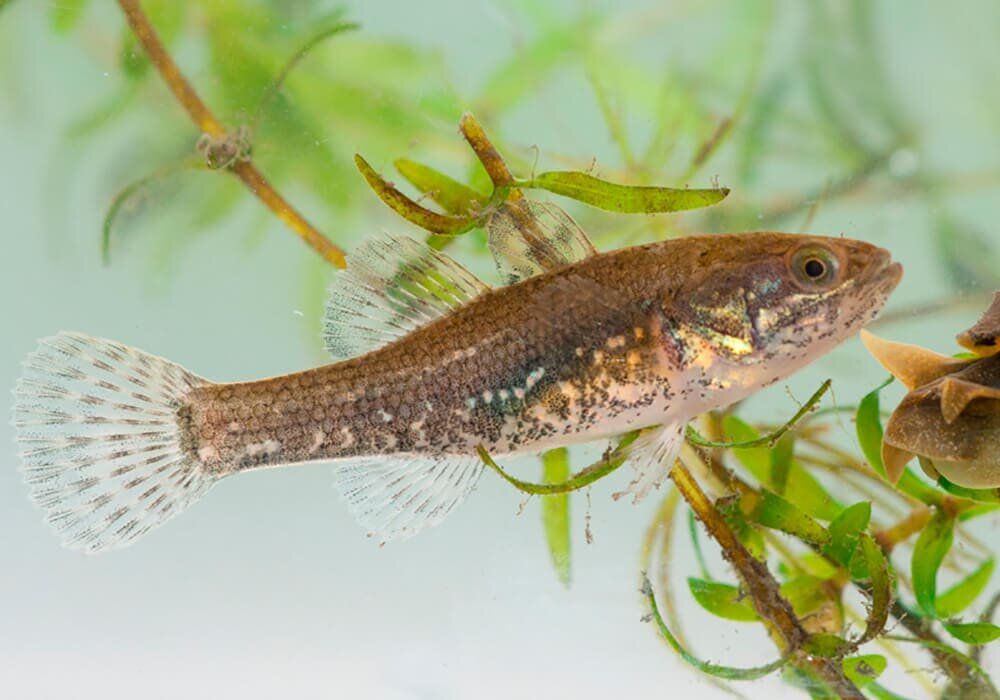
12,333,214,553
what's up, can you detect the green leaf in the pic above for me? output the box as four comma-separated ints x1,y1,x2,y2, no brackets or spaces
823,501,871,567
722,415,771,481
856,379,891,478
50,0,88,32
937,559,994,618
780,576,829,617
942,621,1000,645
687,578,759,622
937,476,1000,504
770,433,795,495
857,533,891,643
541,448,571,588
645,577,790,680
842,655,887,688
394,159,487,215
519,171,729,213
804,633,849,658
355,154,476,236
742,489,830,545
912,509,955,616
721,416,840,521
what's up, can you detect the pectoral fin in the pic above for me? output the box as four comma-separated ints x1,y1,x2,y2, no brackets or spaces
612,422,684,503
860,330,969,390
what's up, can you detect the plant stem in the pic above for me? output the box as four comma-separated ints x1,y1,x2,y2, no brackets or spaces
115,0,346,267
668,461,864,698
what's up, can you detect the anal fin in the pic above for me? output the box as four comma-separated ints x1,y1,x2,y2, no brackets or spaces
332,454,484,543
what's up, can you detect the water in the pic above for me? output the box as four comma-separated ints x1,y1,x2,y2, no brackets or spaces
3,1,999,698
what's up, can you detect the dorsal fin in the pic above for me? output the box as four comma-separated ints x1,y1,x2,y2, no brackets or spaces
324,233,489,360
486,199,597,284
860,330,969,390
939,376,1000,423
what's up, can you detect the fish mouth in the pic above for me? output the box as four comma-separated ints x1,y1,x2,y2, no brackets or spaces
860,246,903,295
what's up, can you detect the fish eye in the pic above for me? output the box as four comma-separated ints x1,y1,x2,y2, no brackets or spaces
789,245,840,289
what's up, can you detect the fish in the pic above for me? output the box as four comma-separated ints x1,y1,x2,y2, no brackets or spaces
862,292,1000,487
12,199,902,552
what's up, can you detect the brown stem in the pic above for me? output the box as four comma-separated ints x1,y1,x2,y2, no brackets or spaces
668,462,864,698
875,506,931,551
115,0,346,267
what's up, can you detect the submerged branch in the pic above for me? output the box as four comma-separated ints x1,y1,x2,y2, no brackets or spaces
115,0,346,267
668,461,864,698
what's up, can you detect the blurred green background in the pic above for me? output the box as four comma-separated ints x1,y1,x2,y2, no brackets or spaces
2,1,998,698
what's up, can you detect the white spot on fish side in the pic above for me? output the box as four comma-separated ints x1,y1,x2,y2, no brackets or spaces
575,347,585,357
525,367,546,388
264,439,281,455
593,350,605,365
513,387,526,400
380,410,394,423
606,335,626,349
627,350,642,367
339,427,355,449
226,421,242,433
197,445,219,463
424,400,434,412
498,389,510,401
465,397,478,409
634,327,646,340
482,390,494,404
308,430,325,454
465,347,477,358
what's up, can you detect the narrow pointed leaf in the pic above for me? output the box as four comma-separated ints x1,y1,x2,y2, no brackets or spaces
519,171,729,213
687,578,759,622
805,633,849,658
856,380,891,478
943,621,1000,645
742,489,830,545
721,415,840,520
355,154,475,236
857,533,891,644
541,448,571,588
912,509,955,616
823,501,871,567
645,577,790,680
780,576,829,617
394,159,487,215
936,559,994,618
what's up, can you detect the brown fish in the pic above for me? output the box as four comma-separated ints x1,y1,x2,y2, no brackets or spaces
862,292,1000,486
13,201,901,552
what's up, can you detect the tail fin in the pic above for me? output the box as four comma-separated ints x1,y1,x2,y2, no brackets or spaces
12,332,214,553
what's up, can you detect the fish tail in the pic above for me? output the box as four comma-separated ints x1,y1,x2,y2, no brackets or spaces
12,332,215,553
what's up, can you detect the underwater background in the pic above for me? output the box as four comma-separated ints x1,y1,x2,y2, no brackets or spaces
2,1,999,697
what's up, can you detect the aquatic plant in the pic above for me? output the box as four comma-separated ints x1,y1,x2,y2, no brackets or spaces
10,0,1000,697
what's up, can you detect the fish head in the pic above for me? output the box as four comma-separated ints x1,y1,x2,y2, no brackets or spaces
670,232,902,385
